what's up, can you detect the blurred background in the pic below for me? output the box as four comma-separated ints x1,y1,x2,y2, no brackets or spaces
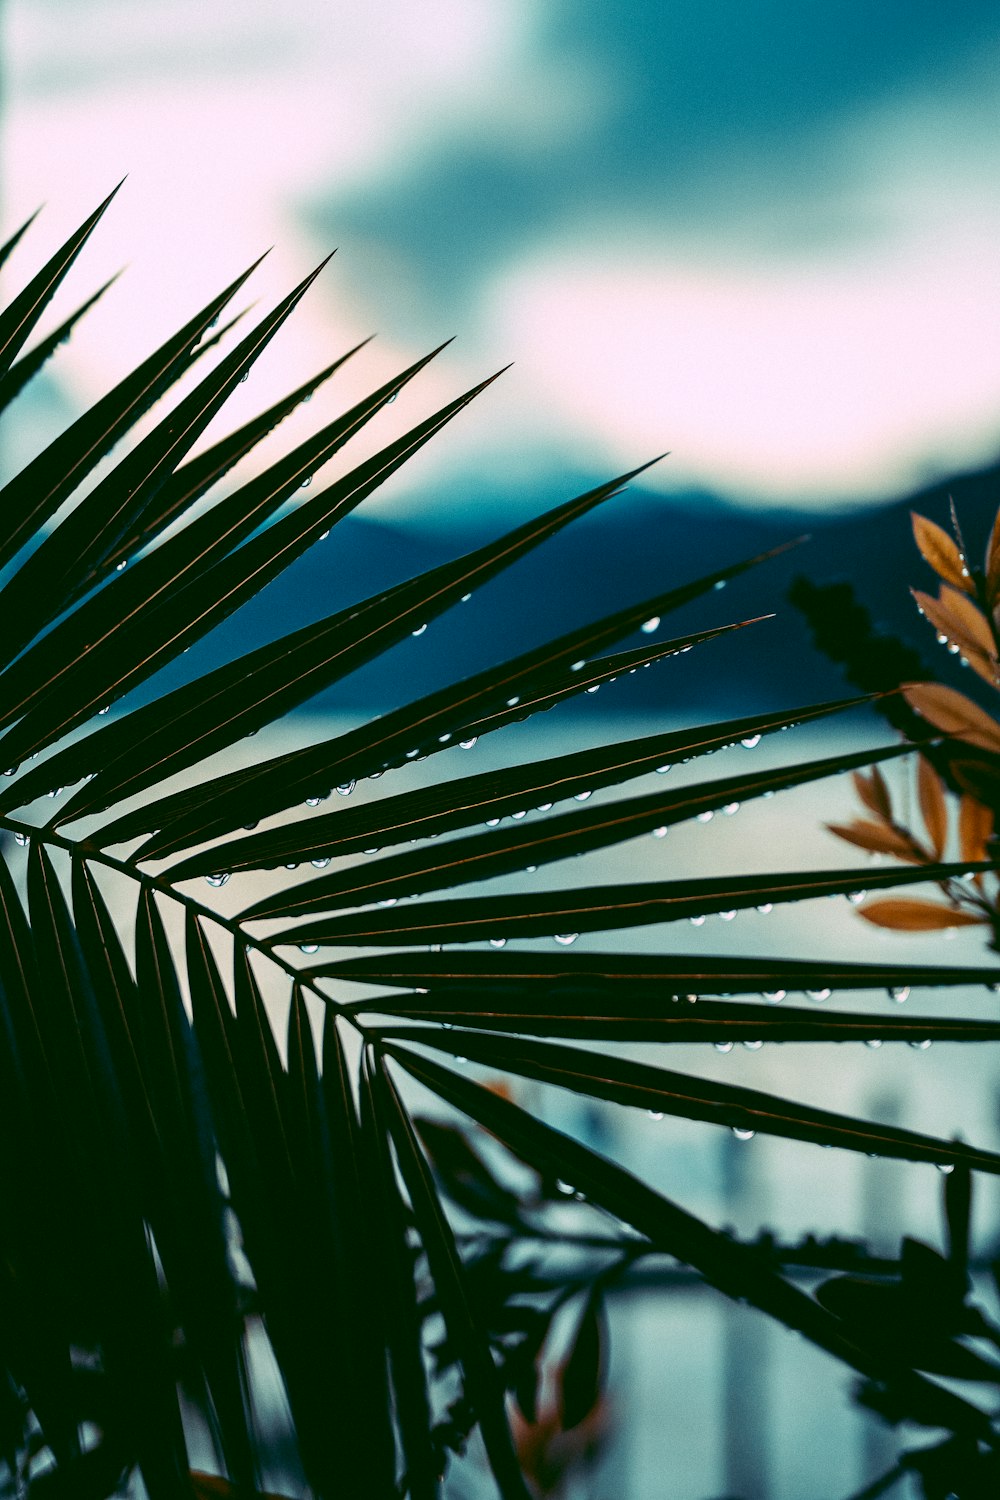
3,3,1000,1496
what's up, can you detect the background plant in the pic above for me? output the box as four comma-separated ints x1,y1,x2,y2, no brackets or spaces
1,190,999,1499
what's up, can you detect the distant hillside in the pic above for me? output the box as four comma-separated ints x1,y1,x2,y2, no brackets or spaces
165,450,1000,722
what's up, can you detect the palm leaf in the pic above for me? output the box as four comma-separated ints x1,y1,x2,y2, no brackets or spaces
385,1045,994,1441
260,860,984,948
244,742,919,923
379,1026,1000,1172
0,273,120,413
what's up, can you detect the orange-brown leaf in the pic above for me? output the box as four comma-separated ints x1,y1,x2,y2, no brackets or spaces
852,766,892,821
917,756,948,859
938,585,996,656
959,795,994,868
856,898,987,931
911,591,997,685
911,511,972,593
986,506,1000,603
903,682,1000,755
826,820,922,862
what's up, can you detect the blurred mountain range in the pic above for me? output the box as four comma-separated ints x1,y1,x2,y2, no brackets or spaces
176,451,1000,723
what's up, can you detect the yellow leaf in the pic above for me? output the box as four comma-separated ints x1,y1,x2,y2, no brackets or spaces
916,756,947,859
903,682,1000,755
856,899,987,931
911,511,972,593
852,766,892,821
825,820,922,861
959,794,994,868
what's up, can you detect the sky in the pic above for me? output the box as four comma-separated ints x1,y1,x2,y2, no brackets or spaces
3,0,1000,519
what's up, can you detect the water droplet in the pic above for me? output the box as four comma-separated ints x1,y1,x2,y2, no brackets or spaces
743,1040,763,1051
756,903,773,915
574,790,592,802
719,910,736,922
641,616,660,634
741,735,761,749
762,991,786,1005
311,857,330,869
847,890,867,905
97,704,111,716
947,642,961,655
537,802,554,813
242,821,259,831
571,659,586,671
299,943,319,955
461,592,472,603
865,1039,882,1048
807,988,831,1002
652,826,668,839
411,623,428,637
714,1041,734,1053
2,766,18,777
115,559,127,572
713,579,726,591
485,817,501,828
511,809,527,820
554,933,579,946
696,810,714,823
299,475,312,489
46,787,62,799
936,632,948,645
386,390,397,403
13,832,28,847
405,749,420,760
689,915,706,926
732,1127,755,1141
506,695,521,707
888,985,910,1003
683,994,698,1004
655,764,671,774
525,865,538,873
722,802,740,816
378,898,397,908
460,737,477,750
909,1039,932,1050
205,873,230,887
585,684,600,694
437,733,452,744
555,1180,575,1196
489,937,506,948
319,530,330,541
284,863,299,870
239,369,249,383
937,1163,955,1174
647,1109,665,1121
305,796,323,807
337,781,355,797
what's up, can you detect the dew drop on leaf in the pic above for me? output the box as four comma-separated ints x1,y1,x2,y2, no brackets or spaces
888,986,910,1002
763,990,785,1003
460,737,477,750
689,914,706,926
411,623,428,637
641,616,660,634
807,988,831,1001
489,937,506,948
554,933,579,946
714,1041,734,1053
732,1127,755,1141
741,735,761,749
299,943,319,955
865,1039,882,1048
205,873,230,887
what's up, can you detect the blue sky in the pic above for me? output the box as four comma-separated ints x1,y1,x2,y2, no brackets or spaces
4,1,1000,517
